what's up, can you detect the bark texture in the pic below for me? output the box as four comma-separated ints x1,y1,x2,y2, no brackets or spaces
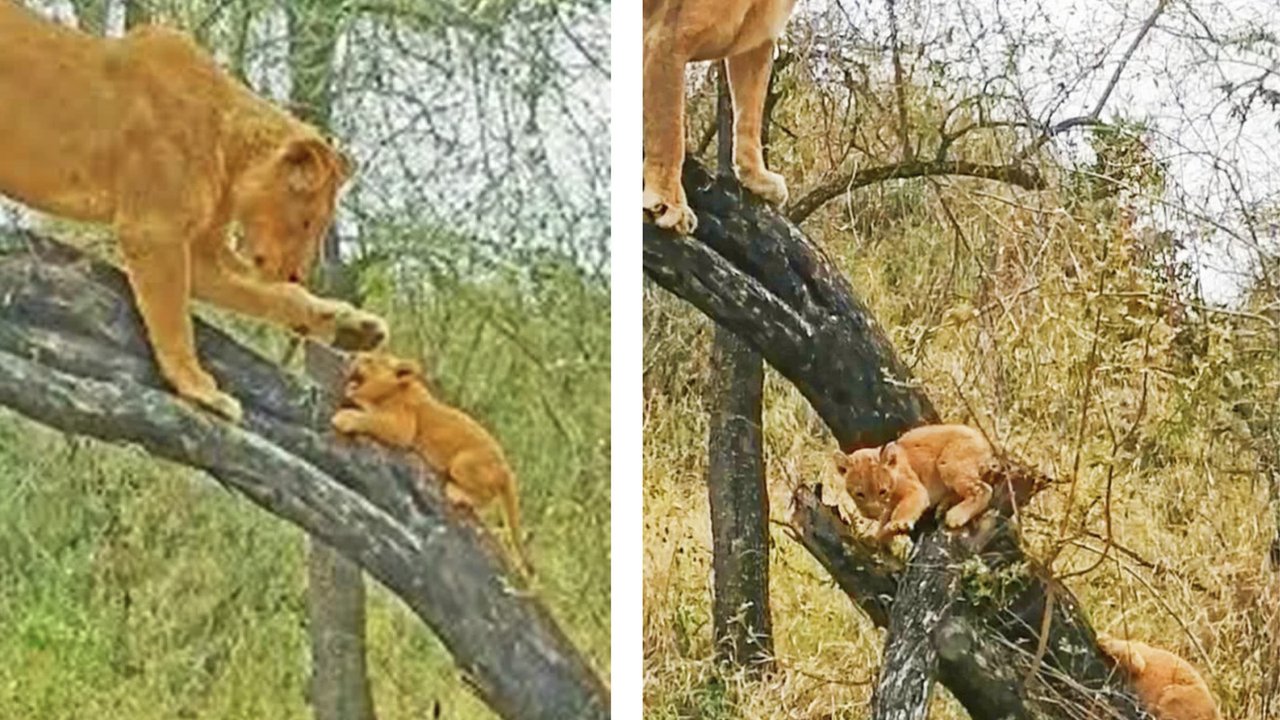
643,158,1152,719
0,231,608,720
704,64,774,673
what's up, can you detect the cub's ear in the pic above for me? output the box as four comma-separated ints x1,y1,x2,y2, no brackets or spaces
279,137,330,193
831,449,850,472
393,358,423,383
880,441,899,466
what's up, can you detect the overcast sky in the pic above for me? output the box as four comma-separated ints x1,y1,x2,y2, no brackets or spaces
793,0,1279,303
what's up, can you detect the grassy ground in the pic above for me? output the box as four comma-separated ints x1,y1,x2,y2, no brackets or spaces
642,182,1279,718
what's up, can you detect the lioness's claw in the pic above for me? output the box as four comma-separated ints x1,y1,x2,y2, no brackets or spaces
738,168,788,206
333,308,388,351
643,188,698,235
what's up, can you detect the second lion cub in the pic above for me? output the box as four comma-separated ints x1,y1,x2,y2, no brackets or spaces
332,352,530,572
1097,634,1221,720
832,424,995,539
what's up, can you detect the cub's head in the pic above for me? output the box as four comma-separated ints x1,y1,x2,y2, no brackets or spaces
344,352,422,406
832,447,892,520
235,135,353,284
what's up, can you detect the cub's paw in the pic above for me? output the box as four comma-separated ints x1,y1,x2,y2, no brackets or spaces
738,167,788,206
944,505,983,528
878,519,913,539
643,188,698,235
331,409,363,435
334,307,389,351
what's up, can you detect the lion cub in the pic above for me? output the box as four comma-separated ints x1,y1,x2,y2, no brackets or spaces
1097,634,1221,720
832,424,995,540
331,352,530,572
643,0,797,234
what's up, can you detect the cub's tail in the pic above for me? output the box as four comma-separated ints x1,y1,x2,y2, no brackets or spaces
502,479,534,577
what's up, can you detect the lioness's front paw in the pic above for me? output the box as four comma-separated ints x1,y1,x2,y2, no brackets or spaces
738,168,788,206
333,307,389,351
331,408,362,435
183,386,243,423
643,189,698,235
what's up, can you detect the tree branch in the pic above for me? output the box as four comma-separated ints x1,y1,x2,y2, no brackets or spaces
643,158,1152,719
787,159,1045,225
0,231,608,720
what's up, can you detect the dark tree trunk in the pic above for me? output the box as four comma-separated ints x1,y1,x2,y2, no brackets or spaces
286,7,378,718
0,233,609,720
703,63,774,674
643,158,1153,719
307,542,376,720
71,0,110,35
123,0,149,30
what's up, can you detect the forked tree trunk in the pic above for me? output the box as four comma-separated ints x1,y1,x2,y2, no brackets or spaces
704,63,774,674
643,158,1153,719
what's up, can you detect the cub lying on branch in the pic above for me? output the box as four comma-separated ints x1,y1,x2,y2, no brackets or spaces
332,353,531,574
1097,634,1222,720
832,424,995,540
0,0,387,422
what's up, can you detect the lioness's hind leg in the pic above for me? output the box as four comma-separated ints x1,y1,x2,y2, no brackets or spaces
727,41,788,206
118,232,242,421
643,39,697,235
939,457,992,528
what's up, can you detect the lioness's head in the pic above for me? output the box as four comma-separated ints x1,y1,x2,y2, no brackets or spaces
832,446,893,520
344,352,423,406
235,135,353,283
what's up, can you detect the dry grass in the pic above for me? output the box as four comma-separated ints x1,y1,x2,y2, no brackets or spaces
642,175,1280,718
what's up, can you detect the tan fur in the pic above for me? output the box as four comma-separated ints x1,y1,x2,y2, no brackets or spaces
643,0,796,234
832,424,995,540
332,352,530,573
0,1,387,421
1097,634,1222,720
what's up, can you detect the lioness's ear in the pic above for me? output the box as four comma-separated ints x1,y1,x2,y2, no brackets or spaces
280,138,330,193
331,142,356,183
393,358,422,383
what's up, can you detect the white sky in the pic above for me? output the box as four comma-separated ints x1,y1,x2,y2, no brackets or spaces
794,0,1280,303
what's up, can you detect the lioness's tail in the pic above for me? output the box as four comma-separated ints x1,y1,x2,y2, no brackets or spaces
503,478,533,576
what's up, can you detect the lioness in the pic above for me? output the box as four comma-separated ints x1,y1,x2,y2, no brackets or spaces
0,1,387,421
833,424,995,540
643,0,797,234
332,352,531,574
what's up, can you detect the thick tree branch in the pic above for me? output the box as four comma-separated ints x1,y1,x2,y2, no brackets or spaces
787,158,1046,225
0,231,608,720
643,158,1151,719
